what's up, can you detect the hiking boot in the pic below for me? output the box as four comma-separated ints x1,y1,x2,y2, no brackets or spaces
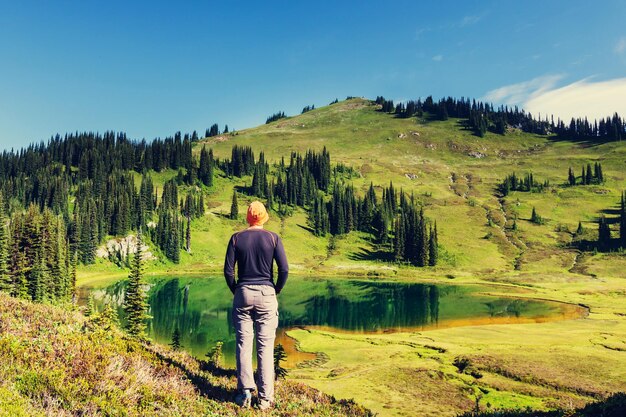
234,389,252,408
257,398,272,411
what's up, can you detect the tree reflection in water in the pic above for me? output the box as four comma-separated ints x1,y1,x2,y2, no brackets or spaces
284,282,441,331
86,277,560,366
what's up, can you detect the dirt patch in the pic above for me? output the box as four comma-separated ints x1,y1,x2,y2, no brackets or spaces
360,164,373,175
336,100,370,112
450,172,482,200
203,135,230,144
569,252,597,278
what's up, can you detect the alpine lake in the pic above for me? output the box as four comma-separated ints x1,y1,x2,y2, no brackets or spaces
82,277,586,368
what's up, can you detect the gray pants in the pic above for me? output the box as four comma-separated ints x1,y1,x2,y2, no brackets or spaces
233,284,279,401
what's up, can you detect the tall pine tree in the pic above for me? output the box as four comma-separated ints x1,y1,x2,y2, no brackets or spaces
0,194,10,292
598,215,611,252
123,230,150,338
428,222,438,266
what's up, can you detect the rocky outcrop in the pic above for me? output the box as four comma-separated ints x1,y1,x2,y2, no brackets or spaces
96,234,156,262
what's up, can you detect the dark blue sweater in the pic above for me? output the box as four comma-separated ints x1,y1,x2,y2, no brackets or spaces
223,228,289,294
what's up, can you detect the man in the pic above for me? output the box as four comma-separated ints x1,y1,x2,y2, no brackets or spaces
224,200,289,410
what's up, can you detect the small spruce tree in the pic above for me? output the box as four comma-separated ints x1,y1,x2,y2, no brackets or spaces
206,341,223,368
170,327,182,351
230,190,239,220
530,207,544,225
123,230,150,338
92,302,119,331
568,167,576,186
85,293,96,317
576,221,584,235
274,343,288,380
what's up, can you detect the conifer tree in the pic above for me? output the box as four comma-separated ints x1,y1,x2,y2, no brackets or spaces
417,216,428,267
576,221,584,235
274,343,288,380
598,215,611,252
373,208,388,244
123,230,150,338
51,217,66,300
13,252,29,299
198,192,205,217
568,167,576,186
170,327,182,350
266,182,274,210
0,194,10,293
185,214,191,253
198,146,213,187
428,222,438,266
85,293,96,317
230,190,239,220
70,251,78,301
530,207,544,225
206,341,223,368
30,246,47,302
169,212,181,263
393,215,405,261
97,302,119,331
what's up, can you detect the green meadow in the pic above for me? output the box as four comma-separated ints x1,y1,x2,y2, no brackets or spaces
77,98,626,416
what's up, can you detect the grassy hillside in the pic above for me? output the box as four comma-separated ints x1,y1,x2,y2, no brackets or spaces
79,98,626,283
198,98,624,277
73,98,626,416
0,292,371,417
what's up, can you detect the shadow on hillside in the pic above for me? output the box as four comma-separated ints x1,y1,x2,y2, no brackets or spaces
199,361,237,378
151,349,235,402
545,134,614,148
599,207,622,216
347,246,394,262
296,223,315,234
569,237,624,253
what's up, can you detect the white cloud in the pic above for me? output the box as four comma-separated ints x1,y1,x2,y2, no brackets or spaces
525,78,626,121
483,74,564,106
432,54,443,62
615,37,626,55
484,76,626,121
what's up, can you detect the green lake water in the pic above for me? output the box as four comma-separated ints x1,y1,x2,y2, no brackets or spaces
85,277,583,368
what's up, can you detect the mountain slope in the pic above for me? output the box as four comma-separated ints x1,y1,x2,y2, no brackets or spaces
96,97,626,284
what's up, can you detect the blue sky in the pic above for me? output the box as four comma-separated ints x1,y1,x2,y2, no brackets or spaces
1,0,625,150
